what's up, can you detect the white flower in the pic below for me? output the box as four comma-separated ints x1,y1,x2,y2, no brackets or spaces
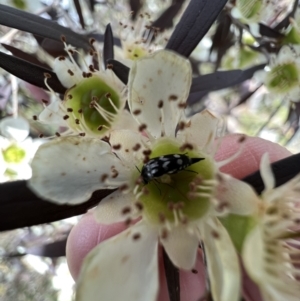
0,116,42,182
255,45,300,102
113,12,169,69
38,39,130,138
0,135,41,182
242,153,300,301
29,50,260,301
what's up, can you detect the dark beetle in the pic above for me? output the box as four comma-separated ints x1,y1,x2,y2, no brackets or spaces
141,154,204,184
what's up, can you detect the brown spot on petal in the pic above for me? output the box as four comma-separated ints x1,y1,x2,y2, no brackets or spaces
132,143,141,151
122,206,131,215
133,109,141,115
177,121,186,131
169,95,178,101
111,170,119,178
178,102,187,109
119,184,129,192
143,149,152,156
121,255,130,264
100,174,108,182
138,124,147,132
135,202,143,211
211,230,220,239
132,233,141,240
112,144,121,150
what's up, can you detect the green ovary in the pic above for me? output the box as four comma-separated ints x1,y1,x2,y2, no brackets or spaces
63,76,120,136
125,46,148,60
138,139,215,225
267,63,299,93
3,145,26,163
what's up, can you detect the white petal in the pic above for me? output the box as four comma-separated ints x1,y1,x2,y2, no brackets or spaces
76,222,159,301
109,129,147,167
217,174,259,215
177,110,219,151
200,218,241,301
94,190,136,224
128,50,192,139
53,57,83,88
0,116,29,142
28,137,131,204
242,226,300,301
242,225,264,284
39,100,68,127
161,226,199,270
260,153,275,192
112,109,139,132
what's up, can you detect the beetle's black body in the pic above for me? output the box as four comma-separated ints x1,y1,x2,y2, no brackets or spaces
141,154,204,184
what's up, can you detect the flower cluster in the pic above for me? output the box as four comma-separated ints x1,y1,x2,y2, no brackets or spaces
28,49,300,301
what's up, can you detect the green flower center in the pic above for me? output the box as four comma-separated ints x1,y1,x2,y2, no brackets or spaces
136,139,215,225
124,44,148,60
267,63,299,92
63,75,120,136
3,145,26,163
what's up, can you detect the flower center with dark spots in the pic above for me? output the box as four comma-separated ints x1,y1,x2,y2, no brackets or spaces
63,75,121,136
135,138,216,225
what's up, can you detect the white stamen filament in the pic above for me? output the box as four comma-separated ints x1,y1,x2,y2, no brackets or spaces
63,42,84,76
92,102,115,123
